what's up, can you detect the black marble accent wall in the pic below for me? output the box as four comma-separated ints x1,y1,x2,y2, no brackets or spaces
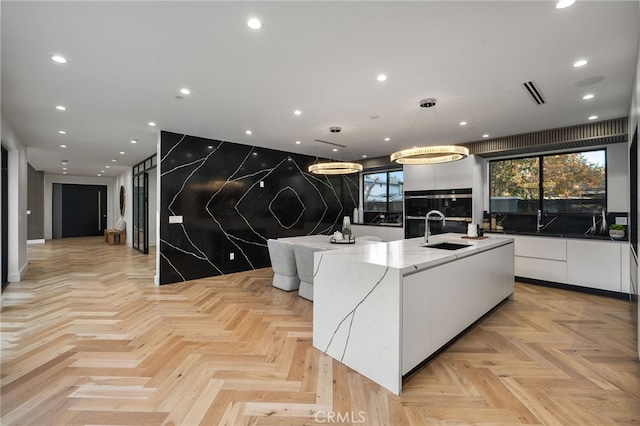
160,131,359,285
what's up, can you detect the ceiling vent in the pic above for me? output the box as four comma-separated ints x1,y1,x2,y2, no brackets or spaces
314,138,347,148
523,80,546,105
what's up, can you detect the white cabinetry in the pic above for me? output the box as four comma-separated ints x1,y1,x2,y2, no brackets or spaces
621,244,630,294
566,240,623,292
402,242,514,375
513,235,567,283
512,235,629,294
351,224,404,241
403,164,435,191
433,156,474,190
403,156,474,191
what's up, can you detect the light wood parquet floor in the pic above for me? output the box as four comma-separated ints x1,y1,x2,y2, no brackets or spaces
1,237,639,425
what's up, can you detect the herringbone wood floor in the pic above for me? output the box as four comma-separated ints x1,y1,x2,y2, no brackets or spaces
1,237,638,425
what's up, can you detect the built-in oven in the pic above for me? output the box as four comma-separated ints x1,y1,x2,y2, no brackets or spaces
404,189,472,239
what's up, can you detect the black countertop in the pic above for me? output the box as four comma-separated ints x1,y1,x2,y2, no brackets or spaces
353,222,403,227
485,229,628,242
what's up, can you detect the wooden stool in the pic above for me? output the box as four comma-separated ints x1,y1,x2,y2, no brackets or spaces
104,229,126,245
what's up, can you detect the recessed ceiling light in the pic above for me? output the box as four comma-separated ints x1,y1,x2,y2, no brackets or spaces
105,166,110,168
97,174,102,177
376,74,387,82
582,94,594,100
556,0,576,9
131,139,138,144
362,155,368,158
246,130,252,135
295,140,301,144
112,159,117,162
588,115,598,120
50,55,67,64
63,171,67,175
333,148,338,152
62,167,67,170
56,105,66,111
384,137,390,142
60,144,67,148
482,134,490,138
459,121,468,126
119,151,125,155
247,18,262,30
573,59,588,67
294,110,302,116
58,130,66,134
180,88,190,95
148,122,156,127
252,152,258,156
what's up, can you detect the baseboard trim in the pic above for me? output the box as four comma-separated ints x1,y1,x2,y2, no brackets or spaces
8,261,28,282
516,276,630,300
27,239,45,245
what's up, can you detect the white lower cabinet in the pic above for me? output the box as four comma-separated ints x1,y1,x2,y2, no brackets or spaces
513,235,567,283
621,244,630,294
567,240,622,292
351,224,404,241
512,235,629,294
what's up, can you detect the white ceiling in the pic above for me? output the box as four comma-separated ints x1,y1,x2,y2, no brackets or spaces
2,1,639,177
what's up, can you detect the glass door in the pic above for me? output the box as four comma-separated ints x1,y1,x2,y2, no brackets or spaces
133,172,149,253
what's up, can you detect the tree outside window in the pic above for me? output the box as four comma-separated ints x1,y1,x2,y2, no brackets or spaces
490,150,606,214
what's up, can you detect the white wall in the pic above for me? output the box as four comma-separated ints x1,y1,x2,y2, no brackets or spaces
43,173,115,240
607,143,629,212
1,112,29,282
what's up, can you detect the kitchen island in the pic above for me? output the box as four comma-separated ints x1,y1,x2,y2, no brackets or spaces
312,233,514,395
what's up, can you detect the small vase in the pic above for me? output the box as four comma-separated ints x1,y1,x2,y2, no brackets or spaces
342,216,352,238
599,208,608,235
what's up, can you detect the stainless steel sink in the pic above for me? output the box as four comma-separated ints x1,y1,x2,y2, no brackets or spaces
421,242,471,250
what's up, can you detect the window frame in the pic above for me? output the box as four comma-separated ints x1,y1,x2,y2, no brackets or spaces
489,148,607,215
361,168,403,214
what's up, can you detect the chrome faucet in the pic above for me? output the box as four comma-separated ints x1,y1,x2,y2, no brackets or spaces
536,209,543,231
425,210,446,243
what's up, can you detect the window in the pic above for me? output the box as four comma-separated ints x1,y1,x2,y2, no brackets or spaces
362,170,403,222
490,149,606,214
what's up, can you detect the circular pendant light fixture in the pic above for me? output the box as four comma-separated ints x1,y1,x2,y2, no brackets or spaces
390,145,469,164
307,126,363,175
308,162,363,175
390,98,469,165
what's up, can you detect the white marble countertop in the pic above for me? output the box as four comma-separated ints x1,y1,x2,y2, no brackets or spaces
318,233,514,275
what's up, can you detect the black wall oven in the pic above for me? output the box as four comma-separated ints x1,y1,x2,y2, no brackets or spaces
404,188,472,239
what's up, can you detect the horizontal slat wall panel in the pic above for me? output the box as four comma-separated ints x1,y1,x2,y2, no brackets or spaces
463,117,628,157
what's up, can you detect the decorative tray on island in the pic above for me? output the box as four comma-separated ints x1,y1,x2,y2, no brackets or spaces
461,235,488,240
330,236,356,244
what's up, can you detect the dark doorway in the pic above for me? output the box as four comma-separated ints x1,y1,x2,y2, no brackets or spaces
52,184,107,238
133,154,156,254
2,146,8,290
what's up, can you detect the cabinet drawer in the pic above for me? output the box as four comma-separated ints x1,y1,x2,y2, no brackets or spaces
515,256,567,283
513,235,567,261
